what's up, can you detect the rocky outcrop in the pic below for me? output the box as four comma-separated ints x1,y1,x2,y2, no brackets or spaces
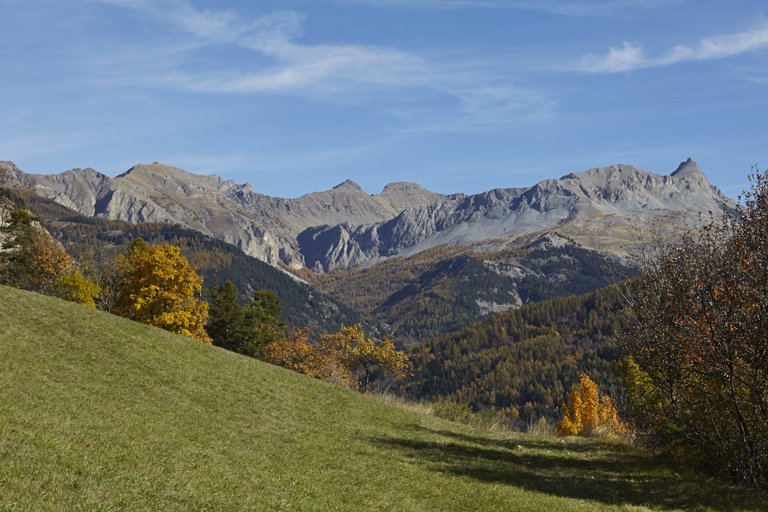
0,194,16,253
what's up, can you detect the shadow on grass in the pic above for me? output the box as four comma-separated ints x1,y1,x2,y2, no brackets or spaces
370,425,767,511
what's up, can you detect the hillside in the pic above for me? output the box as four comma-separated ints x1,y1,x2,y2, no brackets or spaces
313,236,638,345
395,284,631,424
1,285,766,510
2,187,362,332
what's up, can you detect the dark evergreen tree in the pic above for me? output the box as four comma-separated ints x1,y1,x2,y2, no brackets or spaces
206,280,287,358
240,289,287,358
206,279,246,352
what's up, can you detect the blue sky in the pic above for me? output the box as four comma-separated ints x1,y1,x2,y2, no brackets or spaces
1,0,766,199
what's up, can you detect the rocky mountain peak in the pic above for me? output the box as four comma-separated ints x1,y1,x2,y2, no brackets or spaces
118,162,183,179
57,167,109,185
0,161,23,188
671,158,705,179
373,181,447,214
333,179,362,191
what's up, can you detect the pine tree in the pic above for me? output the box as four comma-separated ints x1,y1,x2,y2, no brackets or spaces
206,279,246,351
205,281,287,357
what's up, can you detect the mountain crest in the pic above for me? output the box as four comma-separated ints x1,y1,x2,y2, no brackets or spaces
2,158,734,273
671,158,704,179
380,181,425,193
333,179,362,191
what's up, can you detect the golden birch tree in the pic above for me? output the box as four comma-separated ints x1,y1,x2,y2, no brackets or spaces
115,239,211,343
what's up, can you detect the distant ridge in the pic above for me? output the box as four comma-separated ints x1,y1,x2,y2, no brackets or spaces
0,158,734,272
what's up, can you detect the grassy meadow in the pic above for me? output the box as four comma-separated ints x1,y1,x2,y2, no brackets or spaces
0,285,766,511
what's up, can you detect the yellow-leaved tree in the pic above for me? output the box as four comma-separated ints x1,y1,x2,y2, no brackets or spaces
53,270,99,308
263,323,410,393
556,373,632,439
114,238,211,343
321,324,409,393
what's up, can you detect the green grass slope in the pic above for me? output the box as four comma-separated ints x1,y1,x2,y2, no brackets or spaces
1,286,766,511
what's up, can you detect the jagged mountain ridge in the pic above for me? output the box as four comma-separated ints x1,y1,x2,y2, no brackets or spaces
0,158,733,272
300,159,734,272
0,161,453,269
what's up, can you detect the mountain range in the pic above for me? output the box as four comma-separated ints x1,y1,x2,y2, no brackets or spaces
0,158,734,273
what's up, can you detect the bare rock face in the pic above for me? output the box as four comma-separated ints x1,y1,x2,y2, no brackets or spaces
298,159,734,272
0,162,451,268
2,158,734,272
373,181,461,214
0,194,16,252
0,162,25,189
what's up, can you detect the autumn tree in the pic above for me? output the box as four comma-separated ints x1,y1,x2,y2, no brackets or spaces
53,271,100,308
261,326,354,387
321,324,410,393
205,279,286,356
618,168,768,486
0,208,98,307
114,238,211,343
556,373,630,439
262,323,409,392
1,209,68,293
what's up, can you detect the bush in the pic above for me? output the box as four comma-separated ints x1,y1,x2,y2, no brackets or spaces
618,168,768,486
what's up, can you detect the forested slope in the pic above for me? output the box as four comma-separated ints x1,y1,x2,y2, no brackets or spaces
314,240,637,345
395,284,630,425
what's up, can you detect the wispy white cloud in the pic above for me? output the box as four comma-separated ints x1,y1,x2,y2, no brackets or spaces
581,42,645,73
169,139,394,175
88,0,550,130
331,0,678,16
580,24,768,73
89,1,434,94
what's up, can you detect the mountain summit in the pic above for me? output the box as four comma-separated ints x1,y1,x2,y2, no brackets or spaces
0,159,733,271
671,157,704,179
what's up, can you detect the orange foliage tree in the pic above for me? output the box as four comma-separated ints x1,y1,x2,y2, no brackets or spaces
1,208,98,307
1,210,73,293
557,373,631,438
114,238,211,343
261,327,354,387
263,323,410,392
